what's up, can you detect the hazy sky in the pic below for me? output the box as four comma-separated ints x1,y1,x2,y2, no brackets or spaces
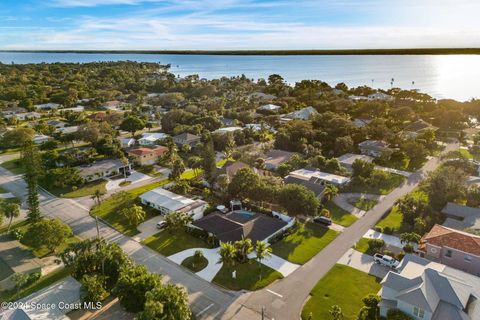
1,0,480,50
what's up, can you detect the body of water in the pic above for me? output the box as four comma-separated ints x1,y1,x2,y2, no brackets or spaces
1,52,479,101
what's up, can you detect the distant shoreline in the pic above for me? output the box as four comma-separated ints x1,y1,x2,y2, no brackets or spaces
2,48,480,55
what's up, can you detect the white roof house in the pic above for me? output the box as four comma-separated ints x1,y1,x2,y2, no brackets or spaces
368,92,394,101
258,104,281,111
119,137,136,148
62,106,85,112
214,127,243,134
4,112,41,121
32,134,51,144
58,126,79,134
337,153,374,170
283,106,318,120
287,168,351,187
34,103,61,110
140,188,207,220
138,133,169,146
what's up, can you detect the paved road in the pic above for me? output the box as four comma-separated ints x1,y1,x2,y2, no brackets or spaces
223,142,458,320
0,155,237,319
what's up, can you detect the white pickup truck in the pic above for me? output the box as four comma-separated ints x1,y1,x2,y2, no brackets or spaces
373,253,400,269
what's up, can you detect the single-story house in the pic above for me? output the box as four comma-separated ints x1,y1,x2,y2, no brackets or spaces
34,103,61,110
417,224,480,277
352,117,373,128
172,132,201,147
263,149,295,171
368,92,394,101
358,140,391,158
77,159,131,182
103,100,124,111
192,210,290,243
61,106,85,112
88,112,107,121
57,126,79,135
337,153,374,171
138,133,169,146
348,95,369,101
1,106,26,116
32,134,51,144
283,106,318,121
258,104,281,112
127,146,168,166
5,112,41,121
139,188,207,220
46,120,67,128
442,202,480,231
378,254,480,320
284,175,326,199
214,127,243,134
286,168,351,187
119,137,136,148
403,119,438,138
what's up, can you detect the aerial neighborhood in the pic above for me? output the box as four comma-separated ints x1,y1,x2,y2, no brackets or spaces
1,62,480,320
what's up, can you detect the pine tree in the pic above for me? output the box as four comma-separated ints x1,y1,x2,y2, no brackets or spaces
22,141,41,222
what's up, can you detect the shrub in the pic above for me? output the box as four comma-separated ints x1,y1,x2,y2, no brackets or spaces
387,308,413,320
26,272,41,285
383,226,393,235
396,252,405,261
10,229,24,240
374,226,383,233
403,244,414,253
383,249,395,257
367,238,385,254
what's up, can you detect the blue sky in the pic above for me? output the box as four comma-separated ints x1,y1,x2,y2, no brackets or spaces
1,0,480,50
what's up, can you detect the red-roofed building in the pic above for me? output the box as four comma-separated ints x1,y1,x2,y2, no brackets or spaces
127,146,168,166
418,224,480,276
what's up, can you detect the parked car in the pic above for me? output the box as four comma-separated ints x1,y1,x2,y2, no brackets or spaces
156,221,167,229
373,253,399,269
313,216,332,226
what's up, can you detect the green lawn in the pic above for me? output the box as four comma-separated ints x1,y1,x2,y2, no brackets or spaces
0,267,71,302
271,222,339,264
375,206,403,233
353,238,372,254
212,259,283,291
142,229,208,256
0,257,14,281
302,264,382,320
181,255,209,273
91,179,169,236
0,186,8,193
324,202,358,227
344,172,405,195
459,148,474,159
353,198,378,211
0,220,29,235
59,180,108,198
0,158,25,175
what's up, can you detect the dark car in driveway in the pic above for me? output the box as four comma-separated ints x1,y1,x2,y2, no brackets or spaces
313,216,332,226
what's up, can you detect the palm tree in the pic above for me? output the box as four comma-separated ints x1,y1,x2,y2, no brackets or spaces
91,189,105,239
255,241,272,280
4,202,20,233
234,238,253,263
323,184,339,203
218,242,237,274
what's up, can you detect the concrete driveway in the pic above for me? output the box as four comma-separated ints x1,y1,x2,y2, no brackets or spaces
364,229,403,249
133,215,165,242
168,248,223,282
338,248,390,279
105,171,152,191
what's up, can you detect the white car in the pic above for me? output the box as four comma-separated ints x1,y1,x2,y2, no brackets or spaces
156,221,167,229
373,253,400,269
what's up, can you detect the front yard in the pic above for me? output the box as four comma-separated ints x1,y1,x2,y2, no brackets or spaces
0,157,25,175
271,222,338,264
324,201,358,227
142,229,208,256
344,172,405,195
212,259,283,291
301,264,382,320
91,179,169,236
375,206,403,233
47,179,108,198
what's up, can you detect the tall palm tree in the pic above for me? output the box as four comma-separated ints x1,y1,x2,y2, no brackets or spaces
91,189,105,239
218,242,237,274
323,184,339,203
255,241,272,280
